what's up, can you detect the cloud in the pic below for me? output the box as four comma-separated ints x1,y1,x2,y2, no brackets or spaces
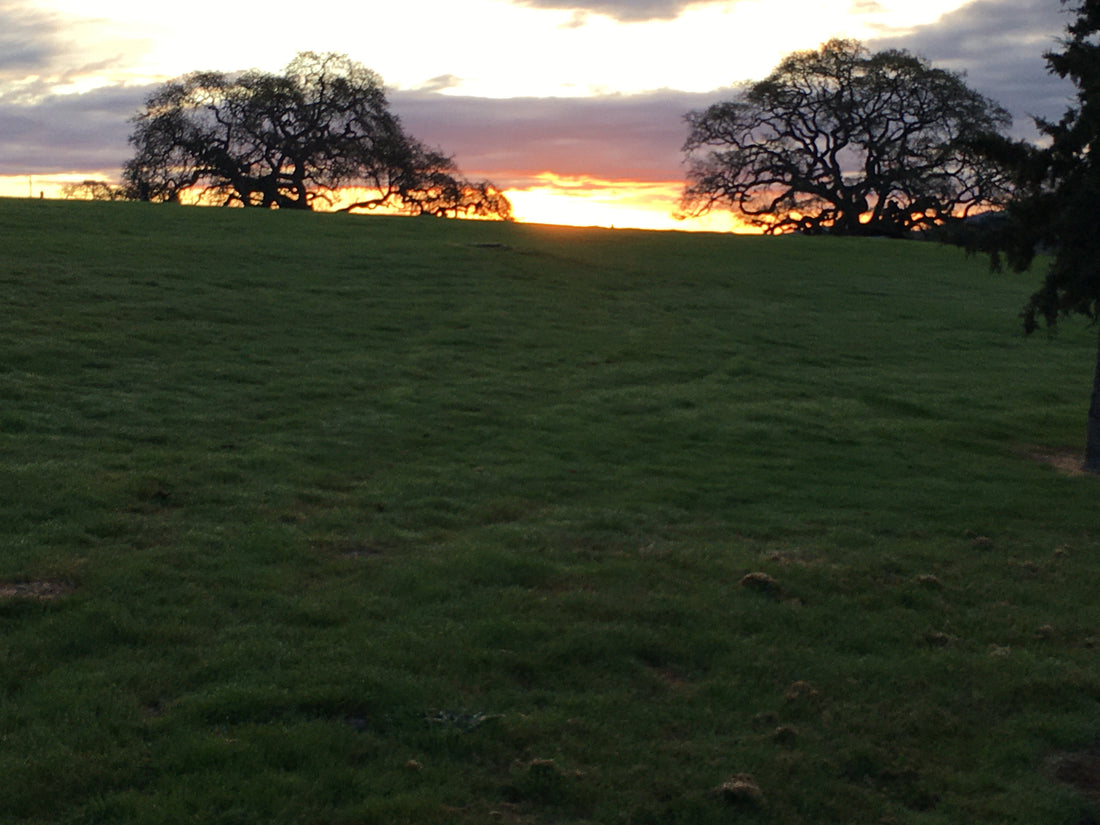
0,1,66,75
414,74,465,93
0,84,149,175
0,82,716,186
391,0,1079,189
506,0,721,23
867,0,1074,137
391,88,722,186
0,1,151,107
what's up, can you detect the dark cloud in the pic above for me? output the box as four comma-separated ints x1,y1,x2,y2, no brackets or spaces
508,0,718,22
0,84,148,175
867,0,1075,138
391,88,721,186
0,1,65,74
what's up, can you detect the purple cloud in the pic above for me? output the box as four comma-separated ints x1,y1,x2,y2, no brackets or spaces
0,84,148,175
391,89,721,186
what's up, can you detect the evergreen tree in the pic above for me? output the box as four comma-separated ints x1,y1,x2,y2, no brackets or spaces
983,1,1100,471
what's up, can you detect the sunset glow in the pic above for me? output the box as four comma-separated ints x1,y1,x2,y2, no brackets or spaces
0,173,748,234
504,174,748,232
0,173,87,200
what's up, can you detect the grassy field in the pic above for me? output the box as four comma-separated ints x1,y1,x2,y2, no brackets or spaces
1,197,1098,824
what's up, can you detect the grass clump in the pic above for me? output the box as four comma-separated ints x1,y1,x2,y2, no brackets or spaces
1,197,1098,823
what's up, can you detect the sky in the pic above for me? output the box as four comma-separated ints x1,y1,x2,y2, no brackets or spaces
0,0,1078,230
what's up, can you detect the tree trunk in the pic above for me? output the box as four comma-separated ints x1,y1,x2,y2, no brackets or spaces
834,207,862,235
1085,326,1100,473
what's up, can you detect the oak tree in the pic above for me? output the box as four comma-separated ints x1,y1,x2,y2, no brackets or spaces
680,39,1013,236
123,52,511,219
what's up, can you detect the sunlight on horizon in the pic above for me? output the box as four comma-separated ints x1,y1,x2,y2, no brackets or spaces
504,174,750,232
0,174,67,200
0,173,752,233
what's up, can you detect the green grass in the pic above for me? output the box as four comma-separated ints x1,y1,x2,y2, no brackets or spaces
1,197,1098,824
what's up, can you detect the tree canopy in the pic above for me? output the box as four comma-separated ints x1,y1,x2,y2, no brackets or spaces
123,52,511,219
679,39,1013,236
980,1,1100,331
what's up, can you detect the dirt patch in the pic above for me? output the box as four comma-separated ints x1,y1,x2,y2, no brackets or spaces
0,580,75,600
1025,447,1089,477
1047,748,1100,803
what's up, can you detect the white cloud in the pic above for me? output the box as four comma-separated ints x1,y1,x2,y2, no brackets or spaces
505,0,718,22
